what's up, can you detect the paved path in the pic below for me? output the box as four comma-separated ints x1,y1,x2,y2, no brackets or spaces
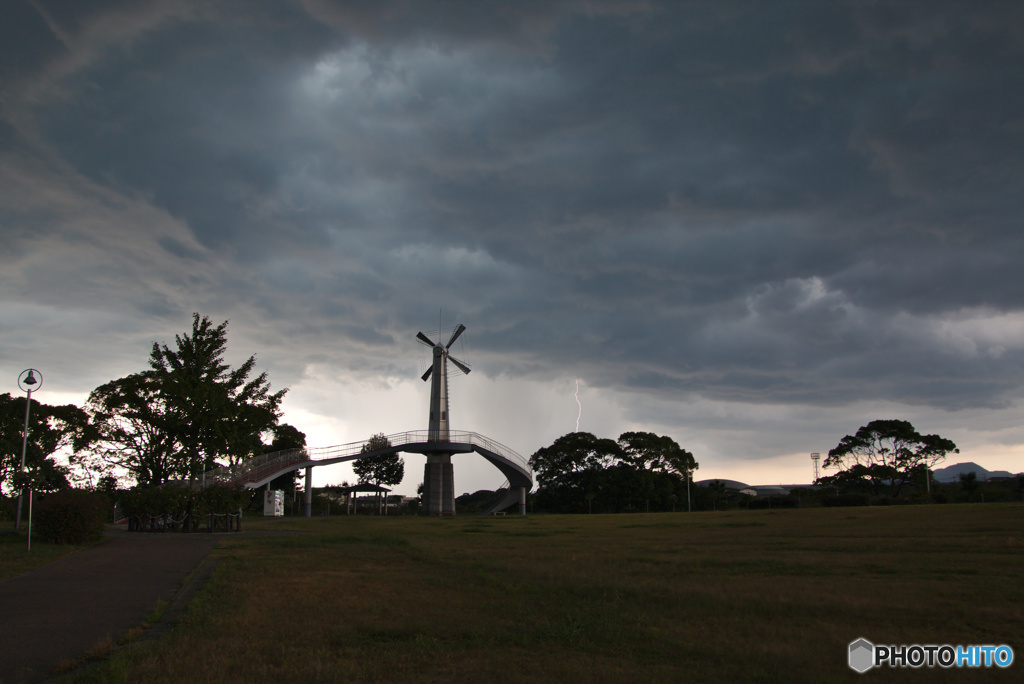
0,531,218,683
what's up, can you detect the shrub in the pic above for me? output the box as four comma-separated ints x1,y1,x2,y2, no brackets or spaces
0,495,14,522
122,483,246,512
744,494,800,510
35,489,107,544
821,493,870,507
120,484,192,517
194,483,247,516
978,488,1014,503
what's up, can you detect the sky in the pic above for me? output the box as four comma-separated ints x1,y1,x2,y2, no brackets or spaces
2,0,1022,497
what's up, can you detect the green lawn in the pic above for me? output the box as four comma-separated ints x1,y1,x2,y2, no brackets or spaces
70,504,1022,683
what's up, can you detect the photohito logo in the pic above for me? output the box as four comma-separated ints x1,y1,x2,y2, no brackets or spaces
848,638,1014,672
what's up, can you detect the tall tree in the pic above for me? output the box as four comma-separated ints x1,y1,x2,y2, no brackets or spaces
353,433,404,514
86,373,182,487
1,393,93,494
618,431,698,474
617,432,698,512
529,432,623,512
822,419,958,496
265,424,307,453
149,313,287,483
708,480,727,511
530,432,622,488
530,431,699,513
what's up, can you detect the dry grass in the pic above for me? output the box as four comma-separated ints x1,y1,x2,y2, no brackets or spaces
0,530,98,580
68,504,1023,683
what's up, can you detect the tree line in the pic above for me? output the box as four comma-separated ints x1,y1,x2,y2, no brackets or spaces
1,314,303,500
0,312,972,514
528,431,699,513
526,418,968,513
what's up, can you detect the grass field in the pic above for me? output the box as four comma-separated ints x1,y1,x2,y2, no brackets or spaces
0,531,95,581
70,504,1021,683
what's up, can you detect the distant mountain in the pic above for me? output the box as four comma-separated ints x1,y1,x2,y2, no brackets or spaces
932,462,1019,483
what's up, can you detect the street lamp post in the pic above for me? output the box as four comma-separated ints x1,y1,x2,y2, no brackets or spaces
15,369,42,531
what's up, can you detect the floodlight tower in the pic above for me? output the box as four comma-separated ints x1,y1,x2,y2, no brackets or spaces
811,452,821,483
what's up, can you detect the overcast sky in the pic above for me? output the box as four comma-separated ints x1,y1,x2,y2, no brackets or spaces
2,0,1022,496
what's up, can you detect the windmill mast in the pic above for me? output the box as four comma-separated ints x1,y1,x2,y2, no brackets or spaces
427,341,450,442
416,321,469,515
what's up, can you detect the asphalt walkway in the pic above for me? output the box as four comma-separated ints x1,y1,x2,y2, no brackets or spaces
0,530,218,683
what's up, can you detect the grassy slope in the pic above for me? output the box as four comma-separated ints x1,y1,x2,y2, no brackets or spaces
75,504,1022,683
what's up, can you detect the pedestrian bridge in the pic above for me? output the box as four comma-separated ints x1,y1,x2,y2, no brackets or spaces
200,430,533,516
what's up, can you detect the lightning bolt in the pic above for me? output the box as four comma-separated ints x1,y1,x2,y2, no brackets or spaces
574,378,582,432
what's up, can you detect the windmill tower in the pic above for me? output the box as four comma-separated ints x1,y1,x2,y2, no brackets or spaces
416,323,470,515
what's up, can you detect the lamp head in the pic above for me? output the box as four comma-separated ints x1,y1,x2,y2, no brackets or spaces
18,368,42,393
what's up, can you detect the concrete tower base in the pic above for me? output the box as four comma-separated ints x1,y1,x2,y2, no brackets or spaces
422,454,455,515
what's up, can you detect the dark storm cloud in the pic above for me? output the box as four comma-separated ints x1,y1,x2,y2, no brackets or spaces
2,0,1023,412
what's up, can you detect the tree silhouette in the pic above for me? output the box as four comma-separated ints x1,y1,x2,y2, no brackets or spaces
353,433,404,514
822,419,958,496
148,313,287,483
1,393,92,495
708,480,727,511
530,431,699,513
87,373,180,487
618,431,698,511
86,313,287,486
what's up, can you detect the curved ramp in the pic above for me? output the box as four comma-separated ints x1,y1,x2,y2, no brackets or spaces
201,430,533,509
479,487,522,516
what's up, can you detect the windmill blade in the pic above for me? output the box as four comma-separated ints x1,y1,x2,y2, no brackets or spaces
446,323,466,349
448,354,471,375
416,331,436,347
421,366,433,382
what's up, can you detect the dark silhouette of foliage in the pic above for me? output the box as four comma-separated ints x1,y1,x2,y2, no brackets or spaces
529,431,699,513
821,493,871,507
120,484,193,518
1,393,93,495
87,373,181,487
529,432,621,513
707,480,727,511
353,433,404,513
194,483,248,516
35,489,107,544
821,419,958,496
959,471,979,493
87,314,288,487
120,482,246,528
149,313,287,482
618,431,698,512
262,423,308,493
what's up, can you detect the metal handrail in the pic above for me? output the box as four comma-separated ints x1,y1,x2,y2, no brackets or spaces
200,430,531,488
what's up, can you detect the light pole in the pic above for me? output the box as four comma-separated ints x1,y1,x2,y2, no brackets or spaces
15,369,42,531
686,467,692,513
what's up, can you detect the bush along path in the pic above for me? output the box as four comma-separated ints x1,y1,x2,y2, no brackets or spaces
0,529,217,683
